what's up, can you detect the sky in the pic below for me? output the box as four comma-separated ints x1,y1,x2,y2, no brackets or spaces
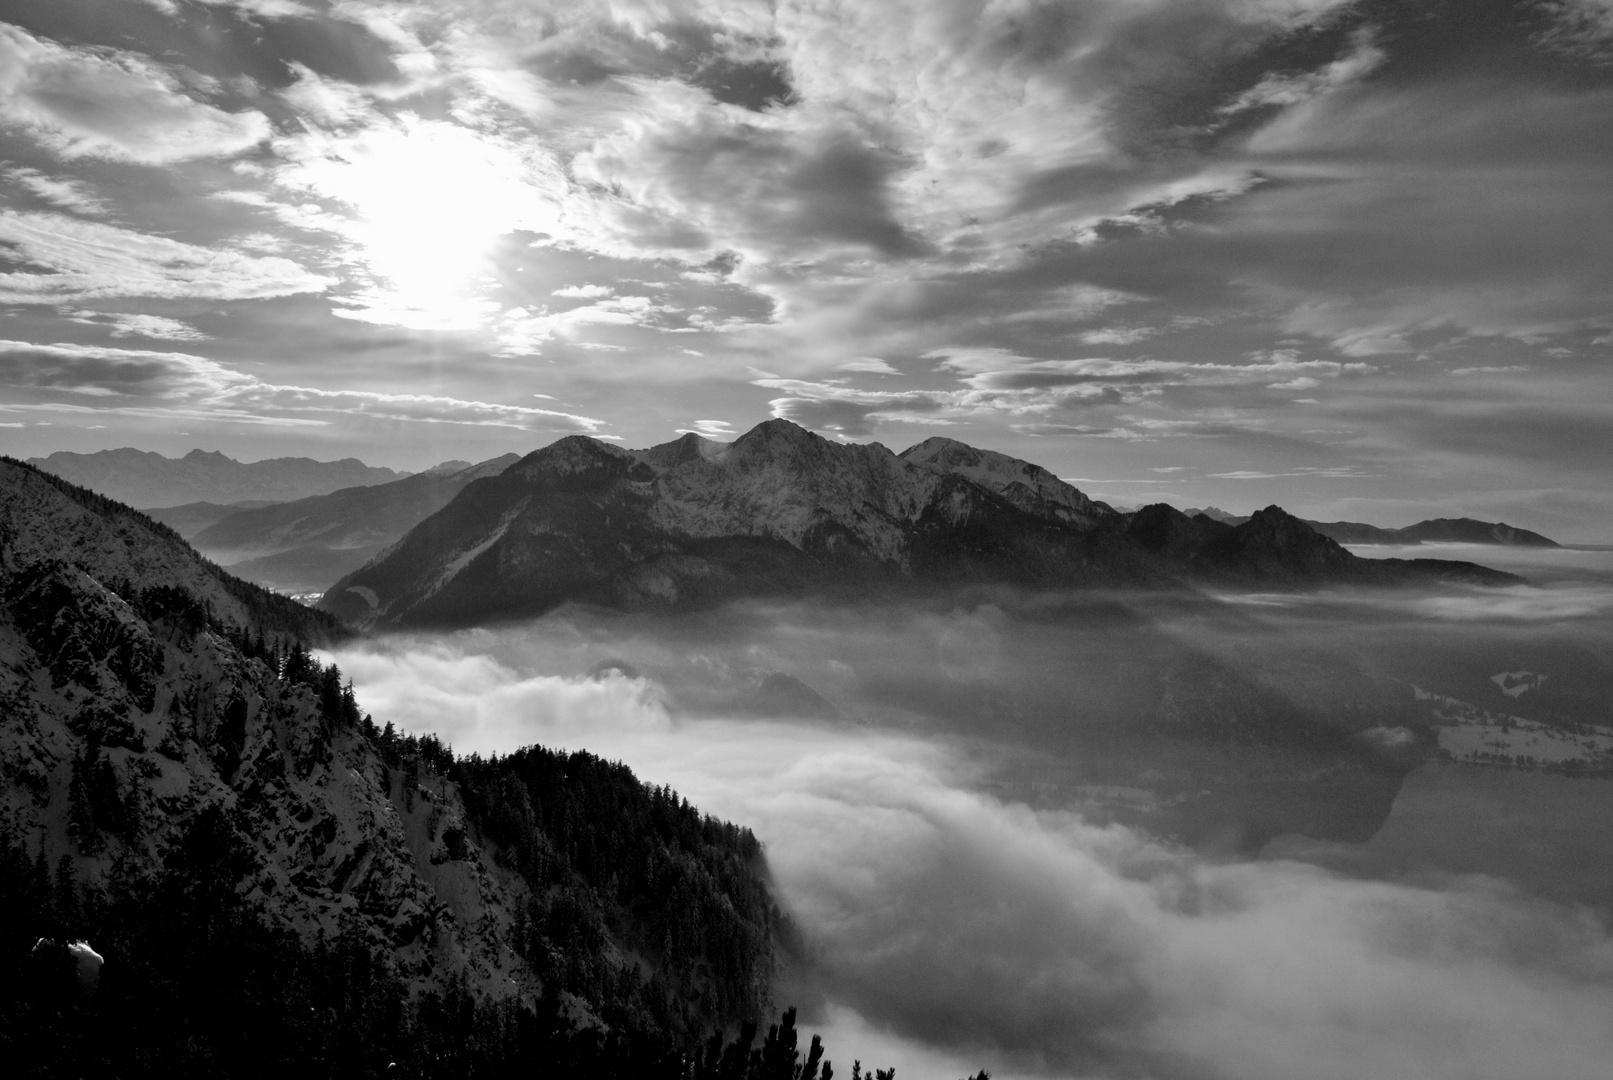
0,0,1609,537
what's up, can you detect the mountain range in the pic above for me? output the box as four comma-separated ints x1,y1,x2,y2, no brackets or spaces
27,448,407,509
187,455,521,595
1183,507,1559,547
320,419,1519,630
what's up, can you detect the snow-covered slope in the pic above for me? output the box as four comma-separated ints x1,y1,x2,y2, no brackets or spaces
899,436,1117,527
0,456,777,1027
0,564,528,1005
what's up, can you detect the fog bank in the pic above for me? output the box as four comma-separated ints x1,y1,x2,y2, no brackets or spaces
330,615,1613,1080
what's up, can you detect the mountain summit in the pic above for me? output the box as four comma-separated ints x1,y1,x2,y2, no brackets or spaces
320,420,1518,628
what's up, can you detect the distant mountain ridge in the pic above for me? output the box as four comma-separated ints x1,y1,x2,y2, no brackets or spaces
28,447,406,509
1182,508,1558,547
144,499,283,539
321,420,1519,629
190,454,521,594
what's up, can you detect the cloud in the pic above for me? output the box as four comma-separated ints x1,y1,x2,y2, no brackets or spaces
69,312,210,342
754,377,959,437
1536,0,1613,62
751,346,1377,440
932,351,1377,392
3,168,107,216
278,63,375,128
0,339,606,432
0,211,333,304
0,339,245,397
552,284,615,299
1218,30,1386,115
1449,366,1529,376
266,115,570,328
326,613,1613,1080
677,419,736,437
573,107,932,263
0,23,270,163
213,382,609,432
835,357,899,374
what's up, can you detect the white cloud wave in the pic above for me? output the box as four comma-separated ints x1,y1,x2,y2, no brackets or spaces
3,167,108,216
0,23,270,163
0,211,333,304
0,339,606,432
328,624,1613,1080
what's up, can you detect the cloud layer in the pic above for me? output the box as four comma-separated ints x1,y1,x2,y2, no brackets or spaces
327,608,1613,1080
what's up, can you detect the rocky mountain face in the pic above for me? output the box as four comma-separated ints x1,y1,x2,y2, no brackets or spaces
0,457,779,1075
190,454,521,594
321,419,1518,630
29,448,406,509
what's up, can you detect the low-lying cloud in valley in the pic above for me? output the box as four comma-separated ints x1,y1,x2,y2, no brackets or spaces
328,579,1613,1080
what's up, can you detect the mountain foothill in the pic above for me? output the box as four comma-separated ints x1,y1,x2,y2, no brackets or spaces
1,420,1549,1077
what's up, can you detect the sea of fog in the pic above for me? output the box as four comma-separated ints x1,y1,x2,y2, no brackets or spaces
325,544,1613,1080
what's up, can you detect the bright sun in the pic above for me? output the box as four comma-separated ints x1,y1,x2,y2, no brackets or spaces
285,117,563,330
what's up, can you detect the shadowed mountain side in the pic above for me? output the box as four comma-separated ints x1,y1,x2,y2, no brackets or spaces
1182,512,1559,547
0,457,344,646
1128,506,1515,586
0,453,784,1075
192,455,520,594
320,422,1521,629
216,545,386,597
1392,518,1560,547
143,500,282,540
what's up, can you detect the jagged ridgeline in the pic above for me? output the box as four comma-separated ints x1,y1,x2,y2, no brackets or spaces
320,419,1519,631
0,456,820,1077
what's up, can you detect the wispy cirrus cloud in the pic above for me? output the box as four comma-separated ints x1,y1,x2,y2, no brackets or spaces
0,211,333,304
3,167,108,216
69,312,211,342
0,339,606,433
0,339,245,397
0,23,270,163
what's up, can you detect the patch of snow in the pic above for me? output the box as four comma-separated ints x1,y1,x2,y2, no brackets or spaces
1490,670,1547,698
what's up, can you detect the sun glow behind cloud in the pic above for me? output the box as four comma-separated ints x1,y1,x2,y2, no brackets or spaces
274,117,566,330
